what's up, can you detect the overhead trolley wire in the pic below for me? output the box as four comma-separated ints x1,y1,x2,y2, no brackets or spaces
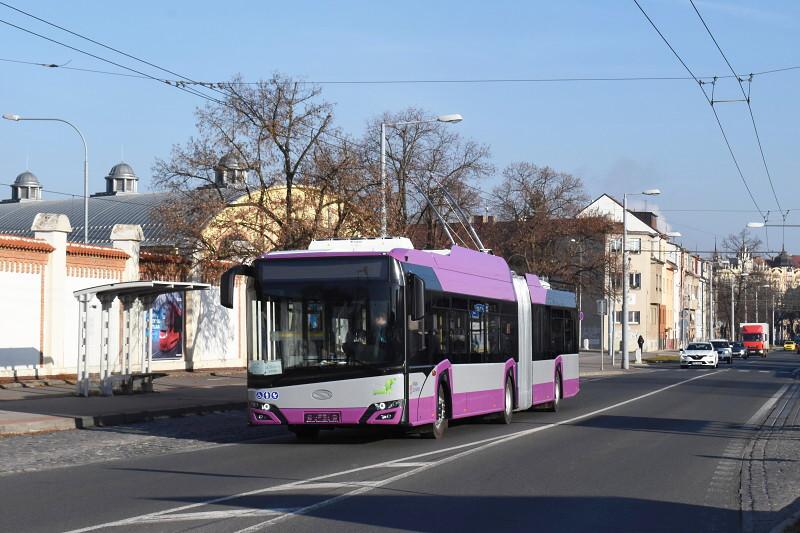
0,16,225,106
632,0,766,221
0,1,229,103
689,0,783,215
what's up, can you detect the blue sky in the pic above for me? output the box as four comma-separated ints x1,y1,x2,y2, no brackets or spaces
0,0,798,254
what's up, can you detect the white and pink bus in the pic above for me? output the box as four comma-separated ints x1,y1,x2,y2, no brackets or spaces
221,238,579,440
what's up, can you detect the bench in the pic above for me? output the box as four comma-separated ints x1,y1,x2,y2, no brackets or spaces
116,372,168,394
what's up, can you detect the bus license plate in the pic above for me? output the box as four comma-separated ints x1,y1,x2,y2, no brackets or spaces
304,412,340,424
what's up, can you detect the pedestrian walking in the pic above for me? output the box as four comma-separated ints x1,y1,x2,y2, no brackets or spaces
636,334,645,364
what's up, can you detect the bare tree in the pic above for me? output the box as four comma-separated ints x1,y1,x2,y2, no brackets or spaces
152,74,373,262
485,162,592,280
362,108,493,243
723,228,763,257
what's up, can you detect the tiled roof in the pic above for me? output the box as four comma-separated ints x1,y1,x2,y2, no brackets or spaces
0,234,54,252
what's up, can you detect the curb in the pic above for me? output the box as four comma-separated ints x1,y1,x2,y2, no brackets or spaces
73,401,247,429
1,402,247,436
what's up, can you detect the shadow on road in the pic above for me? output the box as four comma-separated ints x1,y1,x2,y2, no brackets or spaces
136,493,800,532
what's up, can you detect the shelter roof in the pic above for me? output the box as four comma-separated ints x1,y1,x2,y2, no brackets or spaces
73,280,210,300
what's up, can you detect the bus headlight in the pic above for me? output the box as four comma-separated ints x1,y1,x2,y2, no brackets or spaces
373,400,401,411
249,401,271,411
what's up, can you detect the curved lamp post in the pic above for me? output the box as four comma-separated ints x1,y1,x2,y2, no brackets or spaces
380,114,463,237
621,188,661,369
3,113,89,243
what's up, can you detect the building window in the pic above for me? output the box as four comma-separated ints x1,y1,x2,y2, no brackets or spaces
630,272,641,289
614,311,640,324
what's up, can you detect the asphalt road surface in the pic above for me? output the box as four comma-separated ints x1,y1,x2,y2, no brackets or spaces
1,352,798,533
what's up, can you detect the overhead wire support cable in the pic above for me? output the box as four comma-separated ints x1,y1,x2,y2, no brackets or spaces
632,0,765,220
0,1,229,103
0,16,224,106
689,0,783,215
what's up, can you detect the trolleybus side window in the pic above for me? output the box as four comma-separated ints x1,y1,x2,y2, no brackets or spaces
408,291,519,366
532,305,578,360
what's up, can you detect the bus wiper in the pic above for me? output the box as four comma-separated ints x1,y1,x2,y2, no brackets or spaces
319,359,347,367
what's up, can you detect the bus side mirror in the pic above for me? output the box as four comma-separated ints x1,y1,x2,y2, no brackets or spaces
409,274,426,321
220,264,256,309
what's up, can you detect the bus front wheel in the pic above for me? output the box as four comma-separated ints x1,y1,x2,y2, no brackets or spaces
431,381,449,439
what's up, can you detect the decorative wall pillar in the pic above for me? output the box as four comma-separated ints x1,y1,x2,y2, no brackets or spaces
32,213,72,369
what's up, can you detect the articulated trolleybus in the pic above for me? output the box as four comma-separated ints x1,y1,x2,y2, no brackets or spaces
220,238,580,439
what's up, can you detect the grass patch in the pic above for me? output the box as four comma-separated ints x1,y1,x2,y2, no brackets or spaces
643,355,680,363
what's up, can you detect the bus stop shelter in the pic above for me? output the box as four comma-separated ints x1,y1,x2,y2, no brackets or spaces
73,281,210,397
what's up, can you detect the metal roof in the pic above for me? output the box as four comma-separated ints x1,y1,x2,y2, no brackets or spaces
0,188,247,246
0,191,173,246
73,280,210,299
14,171,41,187
106,162,137,179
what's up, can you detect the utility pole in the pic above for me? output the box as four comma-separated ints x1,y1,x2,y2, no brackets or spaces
709,261,714,338
730,276,735,341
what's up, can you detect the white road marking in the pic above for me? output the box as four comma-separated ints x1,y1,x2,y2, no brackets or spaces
135,509,297,523
745,384,789,428
65,370,724,533
758,370,769,373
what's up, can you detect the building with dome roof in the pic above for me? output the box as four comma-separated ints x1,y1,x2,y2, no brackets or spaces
2,170,43,203
214,151,248,188
0,160,246,246
97,162,139,195
0,154,347,253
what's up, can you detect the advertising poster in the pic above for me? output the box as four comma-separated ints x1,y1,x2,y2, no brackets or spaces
151,292,183,359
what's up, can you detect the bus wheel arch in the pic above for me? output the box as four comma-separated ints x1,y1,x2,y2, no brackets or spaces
431,374,451,439
547,369,562,412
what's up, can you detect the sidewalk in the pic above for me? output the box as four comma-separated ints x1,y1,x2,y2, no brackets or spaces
579,350,674,377
0,371,246,436
0,353,672,437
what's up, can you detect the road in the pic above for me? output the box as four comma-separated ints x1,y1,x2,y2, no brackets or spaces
1,352,798,533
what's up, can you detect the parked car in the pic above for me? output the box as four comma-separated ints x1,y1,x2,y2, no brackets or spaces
710,339,733,364
680,342,719,369
784,340,797,351
731,341,747,358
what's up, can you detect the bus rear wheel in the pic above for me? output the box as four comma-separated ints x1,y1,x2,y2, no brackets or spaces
546,372,562,412
498,377,514,424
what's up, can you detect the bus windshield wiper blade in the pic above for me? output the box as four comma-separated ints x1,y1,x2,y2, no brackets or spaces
319,359,347,367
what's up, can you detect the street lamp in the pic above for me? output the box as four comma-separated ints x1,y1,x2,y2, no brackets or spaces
3,113,89,243
747,221,765,229
621,188,661,369
380,114,463,237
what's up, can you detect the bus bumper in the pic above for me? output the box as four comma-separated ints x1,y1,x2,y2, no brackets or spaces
248,401,404,426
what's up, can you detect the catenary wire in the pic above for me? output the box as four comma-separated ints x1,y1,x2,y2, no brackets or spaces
632,0,765,220
0,1,229,102
689,0,783,215
0,16,225,105
4,56,800,86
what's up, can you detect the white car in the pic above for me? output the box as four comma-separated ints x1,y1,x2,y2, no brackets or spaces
710,339,733,364
680,342,719,369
